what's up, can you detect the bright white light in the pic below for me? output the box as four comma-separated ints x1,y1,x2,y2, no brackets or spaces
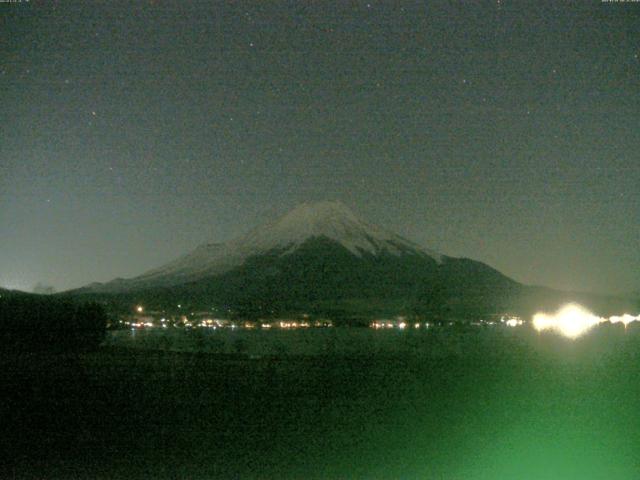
533,304,602,338
136,305,143,313
398,322,406,329
558,305,601,338
532,313,554,333
505,318,522,328
609,314,640,327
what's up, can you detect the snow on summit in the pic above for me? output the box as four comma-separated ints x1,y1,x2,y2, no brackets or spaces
242,201,440,258
89,201,443,291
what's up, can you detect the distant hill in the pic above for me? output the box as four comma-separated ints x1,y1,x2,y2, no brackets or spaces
66,201,636,321
0,287,31,298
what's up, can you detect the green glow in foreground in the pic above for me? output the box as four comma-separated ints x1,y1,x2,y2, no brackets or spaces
532,304,640,339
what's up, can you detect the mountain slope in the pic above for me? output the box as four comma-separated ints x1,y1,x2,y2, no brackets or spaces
82,201,443,293
69,201,634,321
158,236,521,320
70,198,523,319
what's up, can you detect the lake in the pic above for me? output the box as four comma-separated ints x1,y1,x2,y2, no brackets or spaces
4,325,640,479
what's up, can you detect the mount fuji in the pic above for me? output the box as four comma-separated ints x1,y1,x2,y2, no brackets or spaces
72,201,533,319
84,201,447,292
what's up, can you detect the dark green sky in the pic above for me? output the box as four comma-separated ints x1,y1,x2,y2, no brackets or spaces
1,1,639,294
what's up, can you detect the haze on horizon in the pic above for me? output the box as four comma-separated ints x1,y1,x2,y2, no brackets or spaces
1,2,639,295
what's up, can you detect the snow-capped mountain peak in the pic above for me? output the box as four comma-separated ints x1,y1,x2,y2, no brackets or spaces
86,201,442,291
241,200,438,258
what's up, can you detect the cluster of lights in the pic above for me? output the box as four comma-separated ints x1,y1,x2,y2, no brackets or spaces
275,320,333,329
533,304,640,339
127,320,334,330
278,321,308,329
371,318,527,330
503,317,524,328
131,303,639,340
197,319,228,329
371,316,525,330
371,321,431,330
126,306,333,330
129,321,153,328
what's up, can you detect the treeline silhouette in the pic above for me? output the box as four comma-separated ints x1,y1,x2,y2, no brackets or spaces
0,293,107,352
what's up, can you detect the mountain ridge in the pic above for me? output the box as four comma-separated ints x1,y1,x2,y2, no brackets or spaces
81,201,444,293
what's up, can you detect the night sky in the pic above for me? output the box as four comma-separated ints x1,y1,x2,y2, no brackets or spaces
1,1,638,294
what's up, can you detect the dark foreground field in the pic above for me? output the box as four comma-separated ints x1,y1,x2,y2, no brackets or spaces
3,328,640,479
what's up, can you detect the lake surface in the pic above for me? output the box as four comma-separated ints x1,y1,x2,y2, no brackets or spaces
4,325,640,479
105,324,536,357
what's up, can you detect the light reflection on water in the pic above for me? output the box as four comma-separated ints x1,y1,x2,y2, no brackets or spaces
533,303,640,339
107,319,640,360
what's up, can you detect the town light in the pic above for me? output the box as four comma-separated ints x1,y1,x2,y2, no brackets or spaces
533,304,601,339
